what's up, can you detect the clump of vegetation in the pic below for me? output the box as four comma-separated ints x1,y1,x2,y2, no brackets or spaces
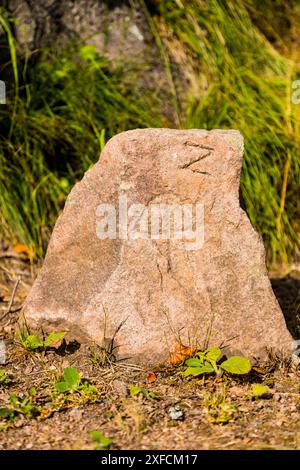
204,389,239,424
0,369,12,386
0,387,41,424
0,368,102,431
183,346,251,377
18,329,66,352
51,367,101,410
55,367,97,394
129,384,157,399
89,430,112,450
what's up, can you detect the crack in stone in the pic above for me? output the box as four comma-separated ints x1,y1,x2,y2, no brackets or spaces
156,261,164,290
191,170,212,175
183,142,214,151
154,241,205,315
179,148,213,172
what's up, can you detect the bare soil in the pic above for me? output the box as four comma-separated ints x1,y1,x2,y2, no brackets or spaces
0,248,300,450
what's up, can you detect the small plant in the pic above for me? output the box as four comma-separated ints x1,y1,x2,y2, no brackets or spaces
204,390,238,425
128,384,157,399
183,346,251,377
0,369,12,386
55,367,98,395
18,329,66,352
55,367,81,393
51,367,101,411
90,430,112,450
0,387,41,422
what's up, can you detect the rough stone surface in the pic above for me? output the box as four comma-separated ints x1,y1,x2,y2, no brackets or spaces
4,1,155,63
23,129,293,364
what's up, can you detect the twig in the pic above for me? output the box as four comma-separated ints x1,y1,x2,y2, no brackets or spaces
0,252,23,259
114,362,145,371
108,317,129,355
0,278,20,321
9,305,22,314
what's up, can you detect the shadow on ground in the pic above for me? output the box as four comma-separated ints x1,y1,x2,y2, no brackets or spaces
271,274,300,339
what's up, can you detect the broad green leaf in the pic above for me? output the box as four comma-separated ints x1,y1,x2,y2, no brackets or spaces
0,407,14,419
196,352,205,361
63,367,80,388
183,363,214,376
25,334,43,350
90,430,112,449
0,369,11,385
252,384,269,397
205,346,221,363
55,381,70,393
183,367,200,376
185,358,204,367
44,331,66,348
220,356,251,375
79,45,98,62
128,384,156,399
9,394,18,405
28,387,36,396
129,384,142,396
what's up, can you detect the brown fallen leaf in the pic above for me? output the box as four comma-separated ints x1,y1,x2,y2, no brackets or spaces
169,342,197,365
147,372,157,383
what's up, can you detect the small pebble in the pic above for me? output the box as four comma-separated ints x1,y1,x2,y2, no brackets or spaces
169,405,184,421
69,407,83,420
112,379,128,397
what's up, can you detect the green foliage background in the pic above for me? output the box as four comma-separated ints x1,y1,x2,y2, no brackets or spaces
0,0,299,263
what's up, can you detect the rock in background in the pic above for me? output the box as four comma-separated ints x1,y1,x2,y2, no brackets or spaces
3,1,146,60
0,0,179,122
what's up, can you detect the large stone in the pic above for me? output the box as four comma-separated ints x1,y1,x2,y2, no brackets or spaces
23,129,293,364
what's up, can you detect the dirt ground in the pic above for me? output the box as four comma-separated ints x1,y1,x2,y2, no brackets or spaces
0,246,300,450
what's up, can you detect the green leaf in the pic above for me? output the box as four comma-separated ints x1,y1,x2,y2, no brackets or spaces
129,384,142,397
24,334,43,350
252,384,269,397
183,363,215,376
9,394,18,405
196,351,205,361
128,384,157,399
220,356,251,375
147,390,157,399
28,387,36,397
0,407,14,419
55,381,70,393
0,369,11,385
90,430,112,449
43,331,66,348
185,358,204,367
63,367,80,388
205,346,221,363
79,45,98,62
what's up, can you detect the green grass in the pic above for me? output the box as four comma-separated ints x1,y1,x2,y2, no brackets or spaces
0,1,299,263
0,14,168,257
